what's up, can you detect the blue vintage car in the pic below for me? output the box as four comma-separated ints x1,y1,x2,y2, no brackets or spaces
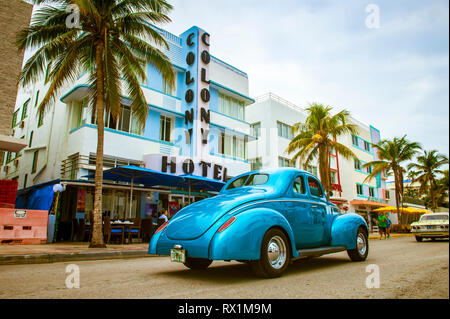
149,168,369,278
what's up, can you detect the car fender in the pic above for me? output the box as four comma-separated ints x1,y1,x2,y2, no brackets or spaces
209,207,299,261
330,213,368,250
148,227,164,255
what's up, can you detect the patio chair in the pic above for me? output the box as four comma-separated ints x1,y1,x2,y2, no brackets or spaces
125,218,142,244
104,216,125,244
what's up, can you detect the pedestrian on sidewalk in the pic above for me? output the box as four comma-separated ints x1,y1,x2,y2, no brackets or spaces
378,212,388,239
386,214,392,239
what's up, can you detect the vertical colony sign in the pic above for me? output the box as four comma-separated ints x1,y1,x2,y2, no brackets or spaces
184,29,211,159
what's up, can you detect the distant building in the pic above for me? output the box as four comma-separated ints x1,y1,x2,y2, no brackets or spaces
246,93,389,230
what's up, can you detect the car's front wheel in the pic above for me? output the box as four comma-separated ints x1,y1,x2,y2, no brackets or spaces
415,236,423,242
183,257,212,270
250,228,290,278
347,227,369,261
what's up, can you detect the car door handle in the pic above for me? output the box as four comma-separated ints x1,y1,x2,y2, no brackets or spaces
312,205,318,208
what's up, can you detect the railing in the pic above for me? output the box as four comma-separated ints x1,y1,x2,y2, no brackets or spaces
61,153,144,180
255,93,305,113
332,184,342,192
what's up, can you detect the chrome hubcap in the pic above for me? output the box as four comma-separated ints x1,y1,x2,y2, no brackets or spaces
357,233,367,256
267,235,287,269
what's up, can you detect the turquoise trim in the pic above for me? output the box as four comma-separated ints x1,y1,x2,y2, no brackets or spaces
69,123,175,146
210,55,248,77
210,152,249,164
140,84,181,101
210,110,250,125
148,103,184,117
209,81,255,103
60,84,90,102
210,122,256,140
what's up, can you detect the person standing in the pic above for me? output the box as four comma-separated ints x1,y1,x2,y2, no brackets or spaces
386,214,392,239
378,212,388,239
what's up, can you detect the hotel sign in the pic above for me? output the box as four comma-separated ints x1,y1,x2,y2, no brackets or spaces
184,29,211,159
143,154,228,182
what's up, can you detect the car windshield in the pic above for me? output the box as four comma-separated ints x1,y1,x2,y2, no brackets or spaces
421,214,449,221
226,173,269,190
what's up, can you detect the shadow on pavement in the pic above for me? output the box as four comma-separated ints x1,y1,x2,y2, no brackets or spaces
153,255,352,284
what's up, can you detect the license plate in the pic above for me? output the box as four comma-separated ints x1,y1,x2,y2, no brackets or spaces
170,249,186,263
427,226,435,229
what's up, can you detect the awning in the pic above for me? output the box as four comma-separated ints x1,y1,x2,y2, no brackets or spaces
85,165,182,187
350,200,389,207
180,174,225,192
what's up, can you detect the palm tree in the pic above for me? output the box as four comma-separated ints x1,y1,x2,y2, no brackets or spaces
407,150,449,210
16,0,175,247
286,103,359,197
362,136,422,223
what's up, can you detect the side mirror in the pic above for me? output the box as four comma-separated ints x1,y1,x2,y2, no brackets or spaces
328,191,334,198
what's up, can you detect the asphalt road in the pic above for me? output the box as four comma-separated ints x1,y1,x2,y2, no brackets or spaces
0,236,448,299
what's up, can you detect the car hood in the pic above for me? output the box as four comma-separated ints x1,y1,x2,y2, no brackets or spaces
411,220,449,226
165,187,275,240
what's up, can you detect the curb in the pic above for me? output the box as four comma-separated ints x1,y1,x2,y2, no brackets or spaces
0,250,153,265
368,233,413,240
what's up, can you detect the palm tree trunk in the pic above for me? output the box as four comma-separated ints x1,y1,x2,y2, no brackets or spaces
393,167,402,227
430,179,436,211
89,43,106,248
318,146,330,198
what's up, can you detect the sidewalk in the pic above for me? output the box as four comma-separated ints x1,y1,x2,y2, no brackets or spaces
0,233,414,265
0,242,151,265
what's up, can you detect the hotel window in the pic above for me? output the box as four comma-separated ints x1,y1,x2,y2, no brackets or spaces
162,73,176,96
354,159,362,171
277,121,293,139
356,184,363,196
306,165,318,177
369,187,375,197
331,171,337,184
21,99,30,120
251,122,261,139
218,93,245,121
160,115,172,142
31,150,39,174
351,135,358,146
250,158,262,171
0,151,4,166
385,190,390,199
11,110,19,128
366,165,373,174
218,132,246,159
364,140,370,152
278,157,294,168
37,109,44,127
23,174,28,188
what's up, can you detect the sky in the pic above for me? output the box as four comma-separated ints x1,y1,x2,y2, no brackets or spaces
162,0,449,158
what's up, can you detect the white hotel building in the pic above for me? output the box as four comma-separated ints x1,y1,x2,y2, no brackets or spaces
247,93,389,229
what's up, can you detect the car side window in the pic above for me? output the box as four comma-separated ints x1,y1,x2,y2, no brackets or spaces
226,175,249,190
293,176,306,194
308,177,324,198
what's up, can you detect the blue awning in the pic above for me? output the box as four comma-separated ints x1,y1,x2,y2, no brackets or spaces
179,174,225,192
84,165,225,192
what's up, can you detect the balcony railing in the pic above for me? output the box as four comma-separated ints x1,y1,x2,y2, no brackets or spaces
61,153,144,180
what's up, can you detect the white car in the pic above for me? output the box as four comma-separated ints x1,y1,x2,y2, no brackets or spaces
410,212,449,242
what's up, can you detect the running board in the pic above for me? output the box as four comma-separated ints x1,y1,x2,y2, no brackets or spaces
293,246,347,260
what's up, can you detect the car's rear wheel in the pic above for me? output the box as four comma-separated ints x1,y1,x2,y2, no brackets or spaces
415,236,423,242
250,228,290,278
347,227,369,261
184,257,212,270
